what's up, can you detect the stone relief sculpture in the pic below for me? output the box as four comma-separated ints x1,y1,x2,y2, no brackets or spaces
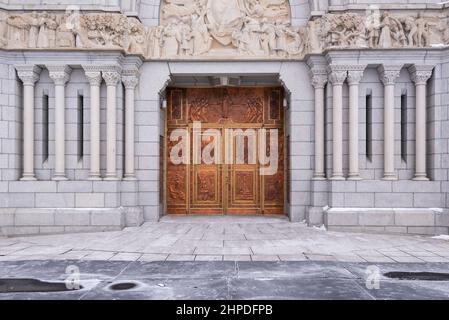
0,5,448,59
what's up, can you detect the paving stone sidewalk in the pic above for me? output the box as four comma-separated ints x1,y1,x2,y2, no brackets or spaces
1,261,449,299
0,216,448,263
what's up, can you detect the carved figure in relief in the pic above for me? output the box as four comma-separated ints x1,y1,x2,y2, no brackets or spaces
56,14,76,48
7,14,30,46
285,26,305,56
162,23,181,56
191,13,212,55
378,12,405,48
168,173,185,201
366,9,380,48
179,20,193,56
260,19,277,56
206,0,245,46
27,12,40,48
147,25,164,58
306,19,322,53
127,17,146,55
37,12,58,48
274,20,288,57
198,172,215,201
163,0,198,21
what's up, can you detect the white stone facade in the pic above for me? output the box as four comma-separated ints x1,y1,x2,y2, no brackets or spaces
0,0,448,237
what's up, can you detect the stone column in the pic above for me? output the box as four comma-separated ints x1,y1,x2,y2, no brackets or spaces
347,66,366,180
310,70,328,180
83,67,102,180
16,65,42,181
328,65,347,180
122,70,139,181
378,65,402,181
409,65,433,181
48,65,72,181
102,68,121,180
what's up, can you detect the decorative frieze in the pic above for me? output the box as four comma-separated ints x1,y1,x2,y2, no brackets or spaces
1,7,449,60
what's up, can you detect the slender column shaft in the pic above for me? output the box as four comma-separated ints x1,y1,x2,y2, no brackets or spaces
332,83,343,179
48,66,72,181
328,67,347,180
123,74,138,180
84,69,102,180
16,66,41,181
409,65,433,181
311,72,327,180
378,65,402,181
103,69,121,180
347,67,365,180
384,84,396,179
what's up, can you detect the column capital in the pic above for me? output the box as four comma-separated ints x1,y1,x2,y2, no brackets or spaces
378,65,402,85
122,69,139,90
327,65,347,85
47,65,72,86
309,69,328,89
16,65,42,85
83,65,103,87
102,66,122,86
408,65,433,85
347,65,367,85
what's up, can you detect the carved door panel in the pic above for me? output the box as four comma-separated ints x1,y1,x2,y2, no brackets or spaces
189,126,224,214
262,129,285,215
226,126,260,214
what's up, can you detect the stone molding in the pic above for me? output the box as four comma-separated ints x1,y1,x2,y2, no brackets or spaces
1,7,449,60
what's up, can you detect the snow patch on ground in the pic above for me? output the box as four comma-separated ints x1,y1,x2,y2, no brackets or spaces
432,235,449,241
313,225,327,231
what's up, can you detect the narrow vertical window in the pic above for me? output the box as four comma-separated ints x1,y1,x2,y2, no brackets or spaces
401,92,408,162
42,93,49,163
366,91,373,162
77,92,84,161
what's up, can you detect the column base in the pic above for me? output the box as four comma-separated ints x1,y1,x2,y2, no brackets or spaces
104,175,120,181
330,175,345,181
20,174,37,181
52,175,68,181
347,174,363,181
413,175,429,181
313,174,326,181
382,174,398,181
123,174,137,181
88,175,102,181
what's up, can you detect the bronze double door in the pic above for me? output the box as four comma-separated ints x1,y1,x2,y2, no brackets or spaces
165,87,285,215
